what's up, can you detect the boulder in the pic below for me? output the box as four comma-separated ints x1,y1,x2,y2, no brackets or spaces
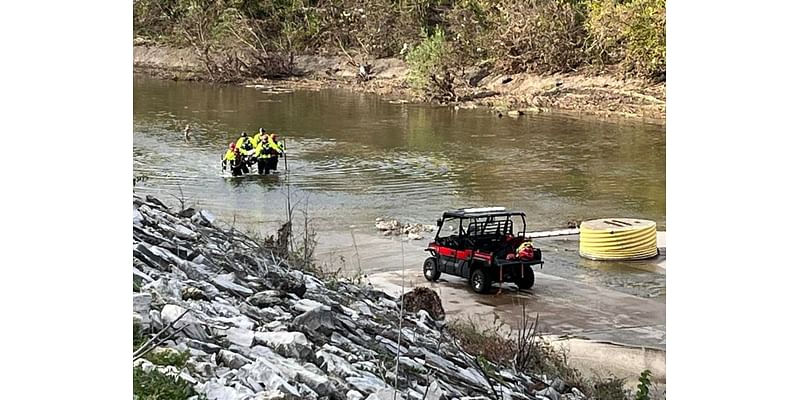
212,273,255,297
423,380,445,400
191,209,216,225
224,327,256,348
199,380,247,400
293,307,336,335
217,349,252,369
346,375,389,394
536,387,561,400
133,293,152,328
248,290,284,308
347,390,365,400
254,331,313,360
365,388,397,400
316,350,359,377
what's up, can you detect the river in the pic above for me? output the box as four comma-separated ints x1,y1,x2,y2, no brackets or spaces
133,75,666,299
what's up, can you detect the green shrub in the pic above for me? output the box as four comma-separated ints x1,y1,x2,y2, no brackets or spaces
593,376,630,400
624,0,665,77
444,0,496,66
145,349,191,368
133,0,666,80
585,0,665,78
133,367,200,400
405,27,448,91
490,0,588,74
636,369,653,400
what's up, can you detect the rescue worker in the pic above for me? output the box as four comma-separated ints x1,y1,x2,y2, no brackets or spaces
222,143,236,174
253,136,272,175
265,133,285,173
236,132,255,158
234,131,256,170
222,142,249,176
250,127,267,148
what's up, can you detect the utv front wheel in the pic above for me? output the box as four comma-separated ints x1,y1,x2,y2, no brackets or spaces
423,257,441,282
470,268,492,294
516,266,535,290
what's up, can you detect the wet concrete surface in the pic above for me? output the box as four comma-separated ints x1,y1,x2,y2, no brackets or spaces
368,268,665,350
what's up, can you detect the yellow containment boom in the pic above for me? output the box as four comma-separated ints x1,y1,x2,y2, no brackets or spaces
579,218,658,260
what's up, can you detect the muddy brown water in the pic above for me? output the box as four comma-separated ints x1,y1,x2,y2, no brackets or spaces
133,75,666,298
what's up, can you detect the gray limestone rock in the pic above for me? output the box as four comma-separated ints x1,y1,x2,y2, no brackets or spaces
421,380,445,400
199,380,244,400
347,390,365,400
254,331,313,360
346,375,389,394
550,377,566,393
248,290,284,308
217,349,252,369
316,350,359,377
365,388,399,400
212,273,254,297
536,387,561,400
293,306,336,335
223,327,255,348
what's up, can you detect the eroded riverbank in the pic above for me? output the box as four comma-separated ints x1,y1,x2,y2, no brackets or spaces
134,45,665,122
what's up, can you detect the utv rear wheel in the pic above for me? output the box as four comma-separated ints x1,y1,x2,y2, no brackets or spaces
423,257,441,282
470,268,492,294
516,266,535,290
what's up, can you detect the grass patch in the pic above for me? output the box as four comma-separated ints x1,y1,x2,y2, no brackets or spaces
447,313,594,396
133,367,201,400
446,319,516,367
145,349,191,369
593,376,629,400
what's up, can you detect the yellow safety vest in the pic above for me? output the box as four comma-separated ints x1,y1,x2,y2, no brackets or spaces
250,133,262,148
224,149,236,161
236,137,254,155
254,142,271,159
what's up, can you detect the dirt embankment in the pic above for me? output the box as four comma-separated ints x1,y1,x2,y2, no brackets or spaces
134,45,665,122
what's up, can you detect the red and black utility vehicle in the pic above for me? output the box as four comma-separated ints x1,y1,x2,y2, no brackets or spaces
423,207,544,293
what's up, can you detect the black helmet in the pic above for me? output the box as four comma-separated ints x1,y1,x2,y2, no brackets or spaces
240,132,247,137
259,128,266,134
